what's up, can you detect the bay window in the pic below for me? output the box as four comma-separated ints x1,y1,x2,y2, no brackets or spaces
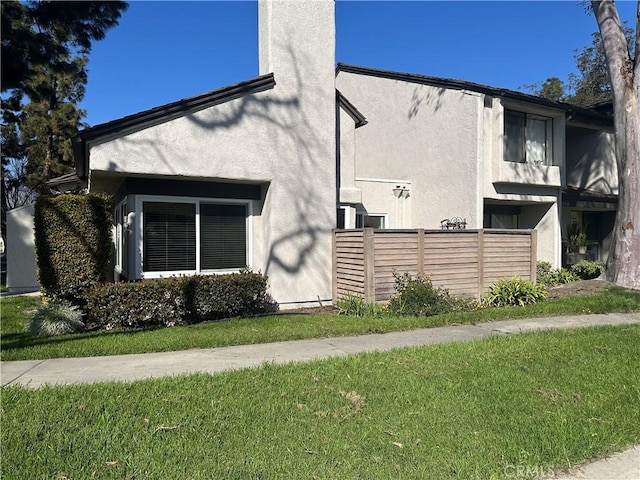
128,196,251,278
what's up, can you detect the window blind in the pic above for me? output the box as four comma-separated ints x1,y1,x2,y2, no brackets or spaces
200,204,247,270
143,202,196,272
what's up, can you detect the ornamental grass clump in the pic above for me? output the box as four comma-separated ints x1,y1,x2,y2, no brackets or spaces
336,293,386,317
26,300,84,336
483,276,547,308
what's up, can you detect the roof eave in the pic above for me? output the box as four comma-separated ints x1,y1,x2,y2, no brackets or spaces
336,63,613,124
336,89,368,128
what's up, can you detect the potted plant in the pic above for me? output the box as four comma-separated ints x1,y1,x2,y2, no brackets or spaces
568,222,589,254
570,231,588,254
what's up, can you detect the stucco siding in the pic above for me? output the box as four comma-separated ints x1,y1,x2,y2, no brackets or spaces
336,72,482,230
338,107,361,204
86,0,337,308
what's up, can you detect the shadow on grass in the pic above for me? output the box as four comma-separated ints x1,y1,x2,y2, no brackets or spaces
0,326,165,354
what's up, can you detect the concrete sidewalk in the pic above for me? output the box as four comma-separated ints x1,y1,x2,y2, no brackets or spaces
2,312,639,388
2,312,639,479
544,445,640,480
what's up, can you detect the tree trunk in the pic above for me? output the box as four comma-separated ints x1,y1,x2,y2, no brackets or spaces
592,0,640,288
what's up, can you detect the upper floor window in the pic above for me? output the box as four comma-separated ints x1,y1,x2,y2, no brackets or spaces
504,110,553,165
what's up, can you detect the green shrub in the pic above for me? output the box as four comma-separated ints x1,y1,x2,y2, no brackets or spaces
336,293,386,317
192,273,278,320
483,276,547,307
34,193,112,304
571,260,606,280
26,300,84,336
388,272,477,317
85,273,278,330
536,261,579,287
536,261,553,277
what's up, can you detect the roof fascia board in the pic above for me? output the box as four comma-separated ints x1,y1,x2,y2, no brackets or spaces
336,63,612,124
336,90,368,128
78,73,276,143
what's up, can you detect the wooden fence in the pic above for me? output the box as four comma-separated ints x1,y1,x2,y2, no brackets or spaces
332,228,537,303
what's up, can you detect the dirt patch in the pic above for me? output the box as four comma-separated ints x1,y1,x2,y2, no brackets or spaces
546,279,615,299
281,280,619,311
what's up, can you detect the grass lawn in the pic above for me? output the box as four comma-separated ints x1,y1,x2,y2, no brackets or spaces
1,287,639,361
2,325,639,479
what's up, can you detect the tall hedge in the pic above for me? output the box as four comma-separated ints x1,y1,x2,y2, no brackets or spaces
34,193,113,302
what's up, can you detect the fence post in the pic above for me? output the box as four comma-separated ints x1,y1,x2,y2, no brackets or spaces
332,230,338,304
363,228,376,303
530,229,537,283
417,228,425,275
477,229,485,300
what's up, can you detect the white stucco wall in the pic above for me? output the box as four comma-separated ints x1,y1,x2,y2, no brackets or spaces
87,0,337,308
338,107,362,205
485,98,565,190
336,72,483,229
337,73,564,268
6,203,40,293
481,96,564,267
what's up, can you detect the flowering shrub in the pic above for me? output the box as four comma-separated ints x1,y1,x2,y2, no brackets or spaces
85,273,277,330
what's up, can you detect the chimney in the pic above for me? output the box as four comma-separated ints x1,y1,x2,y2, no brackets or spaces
258,0,335,94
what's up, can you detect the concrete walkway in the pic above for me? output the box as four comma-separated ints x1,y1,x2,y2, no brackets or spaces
1,312,639,479
2,312,639,388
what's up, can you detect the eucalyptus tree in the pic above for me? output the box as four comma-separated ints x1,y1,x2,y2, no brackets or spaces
591,0,639,288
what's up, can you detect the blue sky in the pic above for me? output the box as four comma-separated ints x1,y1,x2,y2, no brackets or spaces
81,0,638,127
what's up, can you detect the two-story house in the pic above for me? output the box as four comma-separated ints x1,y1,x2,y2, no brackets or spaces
7,0,617,305
335,64,616,269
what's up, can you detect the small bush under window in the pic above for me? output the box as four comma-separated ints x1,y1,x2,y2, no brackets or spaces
85,273,278,330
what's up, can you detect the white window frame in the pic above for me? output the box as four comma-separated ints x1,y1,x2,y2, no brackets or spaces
134,195,253,279
504,109,554,166
356,212,388,229
337,205,353,229
114,198,128,276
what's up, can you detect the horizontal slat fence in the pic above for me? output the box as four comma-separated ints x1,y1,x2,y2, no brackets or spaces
333,228,536,303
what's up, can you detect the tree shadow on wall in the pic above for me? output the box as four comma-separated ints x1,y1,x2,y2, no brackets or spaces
101,39,335,286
